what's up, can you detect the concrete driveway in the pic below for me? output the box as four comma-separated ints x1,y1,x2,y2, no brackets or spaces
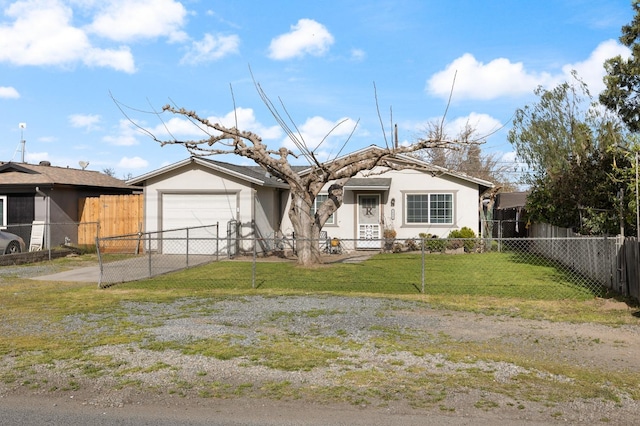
30,254,216,285
30,264,100,283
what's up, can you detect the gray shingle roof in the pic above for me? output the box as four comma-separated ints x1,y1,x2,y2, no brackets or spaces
0,162,132,189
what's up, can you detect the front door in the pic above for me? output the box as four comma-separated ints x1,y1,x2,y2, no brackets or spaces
357,194,380,249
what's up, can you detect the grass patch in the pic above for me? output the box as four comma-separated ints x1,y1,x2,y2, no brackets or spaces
121,252,603,301
1,252,639,410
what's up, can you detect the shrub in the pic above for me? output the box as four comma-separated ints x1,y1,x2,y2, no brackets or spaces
404,239,419,251
424,236,446,253
447,227,477,252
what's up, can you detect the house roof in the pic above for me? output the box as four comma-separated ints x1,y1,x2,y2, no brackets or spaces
344,178,392,190
127,157,290,189
296,145,494,189
127,147,495,191
0,161,132,189
495,191,529,209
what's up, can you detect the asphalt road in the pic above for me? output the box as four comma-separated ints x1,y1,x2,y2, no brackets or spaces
0,395,549,426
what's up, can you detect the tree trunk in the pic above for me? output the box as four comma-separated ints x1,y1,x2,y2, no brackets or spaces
288,192,323,266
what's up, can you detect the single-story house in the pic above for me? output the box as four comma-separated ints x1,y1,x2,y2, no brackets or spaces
0,161,137,248
128,147,493,254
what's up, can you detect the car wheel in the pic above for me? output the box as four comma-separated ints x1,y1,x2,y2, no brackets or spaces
5,241,21,255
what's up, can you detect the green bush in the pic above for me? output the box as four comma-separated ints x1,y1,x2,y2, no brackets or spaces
420,234,446,252
447,227,477,252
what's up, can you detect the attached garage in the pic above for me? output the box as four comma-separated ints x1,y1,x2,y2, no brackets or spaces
128,157,288,257
160,192,238,255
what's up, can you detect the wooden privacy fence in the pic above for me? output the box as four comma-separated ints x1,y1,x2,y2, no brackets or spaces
78,194,143,252
529,222,640,300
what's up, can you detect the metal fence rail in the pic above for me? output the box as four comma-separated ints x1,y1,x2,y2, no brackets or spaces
96,229,621,300
97,224,220,287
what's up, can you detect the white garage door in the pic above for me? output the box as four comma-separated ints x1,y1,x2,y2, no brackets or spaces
161,193,237,254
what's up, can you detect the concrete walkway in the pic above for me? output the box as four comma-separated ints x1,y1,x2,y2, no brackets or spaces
30,264,100,283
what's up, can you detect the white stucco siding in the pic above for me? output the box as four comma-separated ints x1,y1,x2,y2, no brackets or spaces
279,167,485,242
385,169,481,238
141,164,255,253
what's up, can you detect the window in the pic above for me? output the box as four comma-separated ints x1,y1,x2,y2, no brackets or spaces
406,193,453,224
313,194,335,225
0,195,6,228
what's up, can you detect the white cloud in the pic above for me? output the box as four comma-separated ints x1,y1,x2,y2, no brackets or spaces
84,46,136,73
103,119,140,146
69,113,101,131
427,53,556,101
350,48,366,62
281,115,358,156
0,86,20,98
427,40,631,101
563,39,631,94
88,0,188,43
445,113,504,140
24,151,50,163
0,0,135,72
268,19,334,60
408,113,503,144
180,33,240,65
149,107,283,141
117,156,148,169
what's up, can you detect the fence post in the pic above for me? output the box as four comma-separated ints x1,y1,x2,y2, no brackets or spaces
252,221,257,289
421,237,425,294
216,222,219,262
186,227,190,268
96,236,103,288
147,233,152,278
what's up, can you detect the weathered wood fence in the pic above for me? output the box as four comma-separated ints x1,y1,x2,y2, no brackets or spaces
78,194,143,252
529,223,638,300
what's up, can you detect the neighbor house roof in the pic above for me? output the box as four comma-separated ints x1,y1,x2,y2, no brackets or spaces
0,161,132,189
495,191,529,209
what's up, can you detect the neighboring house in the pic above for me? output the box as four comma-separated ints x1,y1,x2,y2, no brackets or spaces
492,191,529,238
128,148,493,254
0,161,136,249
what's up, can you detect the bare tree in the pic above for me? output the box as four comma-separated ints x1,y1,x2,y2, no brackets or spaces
124,86,481,266
417,121,516,191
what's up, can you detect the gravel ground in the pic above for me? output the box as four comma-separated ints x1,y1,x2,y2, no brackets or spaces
2,293,640,424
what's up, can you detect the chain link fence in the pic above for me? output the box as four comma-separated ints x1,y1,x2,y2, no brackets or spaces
97,228,619,300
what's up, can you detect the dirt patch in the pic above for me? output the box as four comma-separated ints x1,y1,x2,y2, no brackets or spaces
1,295,639,424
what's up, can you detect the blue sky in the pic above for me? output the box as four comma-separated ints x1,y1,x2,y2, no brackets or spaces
0,0,634,181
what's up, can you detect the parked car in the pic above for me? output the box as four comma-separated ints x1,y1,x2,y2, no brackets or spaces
0,230,25,254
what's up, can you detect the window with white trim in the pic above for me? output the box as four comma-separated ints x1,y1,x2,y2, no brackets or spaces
0,195,6,228
406,193,453,224
313,194,335,225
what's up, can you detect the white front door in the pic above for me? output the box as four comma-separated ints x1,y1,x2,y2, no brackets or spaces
357,194,380,249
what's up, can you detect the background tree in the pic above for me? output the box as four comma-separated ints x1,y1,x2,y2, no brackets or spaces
131,85,481,266
508,74,631,235
600,0,640,132
417,121,516,191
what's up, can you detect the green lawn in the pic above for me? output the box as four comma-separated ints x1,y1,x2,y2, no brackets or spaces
122,252,600,301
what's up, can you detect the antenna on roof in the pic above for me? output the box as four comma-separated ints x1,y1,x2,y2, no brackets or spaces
78,161,89,170
11,123,27,163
